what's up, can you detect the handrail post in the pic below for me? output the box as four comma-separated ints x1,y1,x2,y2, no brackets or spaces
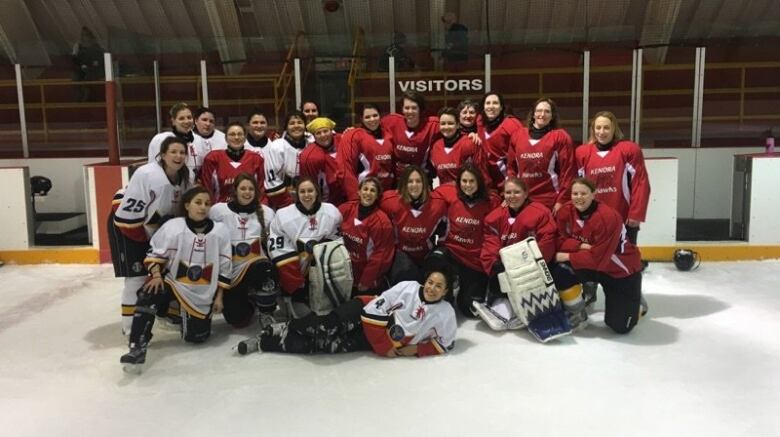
200,60,209,107
105,52,119,164
154,60,161,133
294,58,301,110
582,50,590,143
14,64,29,158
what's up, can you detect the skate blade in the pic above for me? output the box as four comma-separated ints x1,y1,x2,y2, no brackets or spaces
122,363,144,374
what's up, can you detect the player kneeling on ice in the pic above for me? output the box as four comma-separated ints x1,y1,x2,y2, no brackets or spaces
554,178,646,334
476,178,588,341
249,268,457,357
120,186,233,371
209,174,281,329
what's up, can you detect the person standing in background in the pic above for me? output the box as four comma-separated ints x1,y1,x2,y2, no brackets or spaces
442,12,468,67
72,26,103,101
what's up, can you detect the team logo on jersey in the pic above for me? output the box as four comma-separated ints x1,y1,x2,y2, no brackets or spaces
176,261,213,285
413,305,426,320
193,237,206,252
233,240,260,260
187,265,203,281
235,242,251,257
389,324,406,341
308,217,318,230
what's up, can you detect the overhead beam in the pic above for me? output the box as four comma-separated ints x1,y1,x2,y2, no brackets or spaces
639,0,683,64
203,0,247,75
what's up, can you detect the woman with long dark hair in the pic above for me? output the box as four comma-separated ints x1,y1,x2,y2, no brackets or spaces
338,104,396,192
253,267,456,358
209,173,279,329
267,177,342,317
434,164,500,316
380,165,447,284
477,92,525,190
120,186,232,371
338,177,394,295
110,136,193,335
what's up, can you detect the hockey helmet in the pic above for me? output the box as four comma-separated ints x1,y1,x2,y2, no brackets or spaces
673,249,700,272
30,175,52,196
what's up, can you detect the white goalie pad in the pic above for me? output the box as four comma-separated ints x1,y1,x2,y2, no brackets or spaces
498,237,571,342
309,239,354,315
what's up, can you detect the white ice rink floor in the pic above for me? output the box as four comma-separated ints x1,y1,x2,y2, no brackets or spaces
0,260,778,437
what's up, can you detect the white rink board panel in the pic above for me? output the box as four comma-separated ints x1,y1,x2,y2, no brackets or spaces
0,167,34,250
643,158,677,245
748,155,780,244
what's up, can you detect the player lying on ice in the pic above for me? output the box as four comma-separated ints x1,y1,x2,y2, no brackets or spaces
240,267,457,357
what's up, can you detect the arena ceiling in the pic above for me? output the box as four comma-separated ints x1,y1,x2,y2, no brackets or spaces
1,0,779,73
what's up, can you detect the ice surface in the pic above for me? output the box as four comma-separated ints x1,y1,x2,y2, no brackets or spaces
0,261,778,437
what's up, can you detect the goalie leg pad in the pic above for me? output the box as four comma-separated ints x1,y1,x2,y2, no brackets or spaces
309,240,354,315
498,237,572,342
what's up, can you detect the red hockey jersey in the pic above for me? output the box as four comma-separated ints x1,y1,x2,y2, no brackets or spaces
338,201,395,290
435,184,501,272
481,200,558,274
507,128,575,210
338,127,396,192
382,113,440,178
575,140,651,223
555,201,642,278
299,139,352,207
477,115,525,190
200,149,266,203
380,190,447,265
428,133,492,187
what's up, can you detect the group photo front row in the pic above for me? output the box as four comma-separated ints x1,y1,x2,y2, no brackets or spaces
109,91,651,371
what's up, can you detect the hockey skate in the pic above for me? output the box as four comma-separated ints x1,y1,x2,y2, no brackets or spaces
236,335,262,355
567,308,589,333
258,312,276,330
582,281,598,310
640,295,649,318
120,344,147,374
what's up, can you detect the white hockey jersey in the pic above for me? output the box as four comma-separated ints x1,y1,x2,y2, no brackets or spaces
362,281,456,355
258,138,289,199
191,129,227,173
268,202,342,294
113,162,193,241
209,202,275,286
145,217,233,318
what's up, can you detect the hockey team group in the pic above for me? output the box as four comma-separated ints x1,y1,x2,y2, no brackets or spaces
109,91,651,372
